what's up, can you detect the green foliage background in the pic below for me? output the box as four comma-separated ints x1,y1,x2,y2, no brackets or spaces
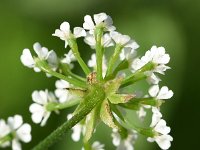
0,0,199,149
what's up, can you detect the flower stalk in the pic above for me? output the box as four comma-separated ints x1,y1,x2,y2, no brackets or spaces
32,83,105,150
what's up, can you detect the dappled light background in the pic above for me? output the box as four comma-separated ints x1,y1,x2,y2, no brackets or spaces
0,0,199,149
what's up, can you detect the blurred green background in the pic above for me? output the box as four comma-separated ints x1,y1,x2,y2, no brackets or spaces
0,0,199,149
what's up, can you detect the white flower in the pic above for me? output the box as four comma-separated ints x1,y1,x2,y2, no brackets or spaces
145,72,161,85
110,31,139,50
20,49,35,69
7,115,31,150
20,43,58,73
62,50,76,64
82,141,105,150
136,107,147,121
29,90,57,126
112,129,137,150
83,12,115,34
87,53,107,77
131,46,170,74
55,80,75,103
67,114,85,142
119,48,137,62
84,33,114,48
61,50,76,69
0,119,11,148
148,85,174,100
91,141,105,150
147,110,173,150
53,22,86,48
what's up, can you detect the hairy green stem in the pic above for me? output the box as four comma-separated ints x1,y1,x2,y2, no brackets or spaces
32,84,105,150
95,27,104,81
46,98,81,111
121,62,156,87
68,37,91,76
35,59,87,88
106,44,123,77
60,63,86,82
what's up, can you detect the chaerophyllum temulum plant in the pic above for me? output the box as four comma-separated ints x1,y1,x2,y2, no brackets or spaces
0,12,174,150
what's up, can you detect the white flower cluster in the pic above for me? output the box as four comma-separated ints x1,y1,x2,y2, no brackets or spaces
147,108,173,150
112,129,137,150
17,12,174,150
132,46,170,84
21,42,76,75
0,115,31,150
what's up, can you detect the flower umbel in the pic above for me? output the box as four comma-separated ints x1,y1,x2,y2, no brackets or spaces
15,12,174,150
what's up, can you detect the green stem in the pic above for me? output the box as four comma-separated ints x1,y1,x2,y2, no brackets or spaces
95,27,104,81
105,59,129,80
60,63,86,82
35,59,87,88
32,84,105,150
106,44,123,77
121,62,156,88
46,98,81,111
68,37,91,75
0,134,12,145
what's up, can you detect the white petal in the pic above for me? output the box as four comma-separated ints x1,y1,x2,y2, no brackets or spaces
46,50,58,69
88,54,97,68
155,134,173,150
60,22,70,33
29,103,45,124
92,141,105,150
71,124,82,142
33,43,49,59
41,112,51,126
157,86,173,99
150,107,162,127
146,73,161,84
55,80,70,89
20,49,35,68
125,40,139,49
148,85,159,97
102,33,114,47
73,27,86,38
84,33,96,48
12,139,21,150
111,129,121,146
7,115,23,130
32,90,48,104
155,119,171,135
83,15,95,30
0,119,11,137
94,13,107,25
16,124,32,143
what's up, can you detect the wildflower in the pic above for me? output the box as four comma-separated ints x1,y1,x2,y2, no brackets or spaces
61,50,76,69
112,129,137,150
29,90,58,126
83,12,115,34
110,31,138,49
53,22,86,48
20,42,58,72
148,85,174,100
0,115,32,150
131,46,170,84
55,80,75,103
67,114,85,142
147,109,173,150
90,141,105,150
84,33,113,48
